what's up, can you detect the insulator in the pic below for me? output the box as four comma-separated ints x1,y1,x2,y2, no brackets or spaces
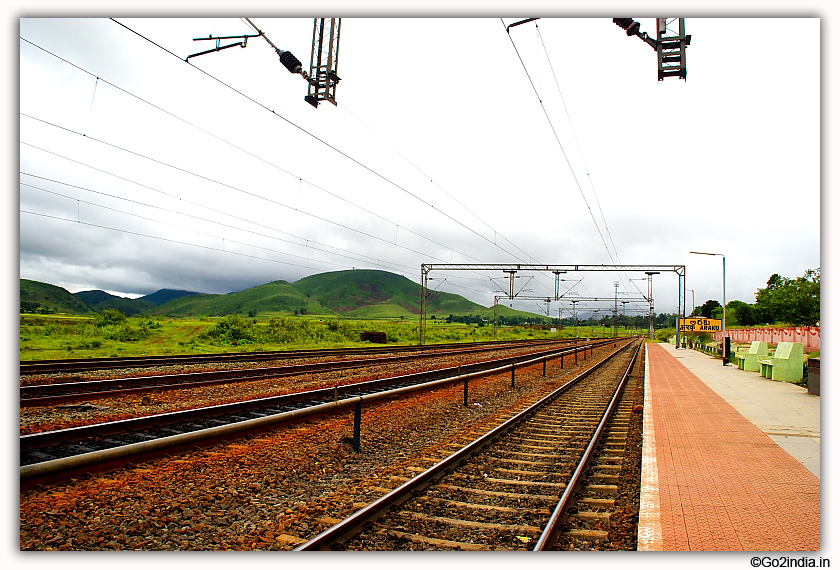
277,50,302,74
613,17,641,36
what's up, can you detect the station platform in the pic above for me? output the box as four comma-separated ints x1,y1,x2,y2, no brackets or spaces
638,342,821,551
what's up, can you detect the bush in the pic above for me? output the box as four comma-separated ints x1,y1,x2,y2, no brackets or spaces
203,315,255,343
656,327,675,343
105,323,139,342
96,309,127,327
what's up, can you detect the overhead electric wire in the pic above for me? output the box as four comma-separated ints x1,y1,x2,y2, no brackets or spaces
534,23,631,294
20,140,414,271
21,24,572,309
21,191,494,305
337,101,560,299
23,150,501,308
22,120,506,305
21,169,507,300
20,210,341,273
534,24,625,268
501,19,616,266
505,19,649,299
20,181,355,271
20,112,464,266
20,172,408,272
19,36,483,267
338,101,536,264
109,18,530,266
20,33,514,302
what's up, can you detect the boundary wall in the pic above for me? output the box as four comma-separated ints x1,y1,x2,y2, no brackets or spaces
713,327,819,351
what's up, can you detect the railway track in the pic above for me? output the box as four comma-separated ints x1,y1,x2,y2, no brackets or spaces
295,338,641,550
20,339,617,490
546,356,644,551
19,339,565,375
20,339,585,407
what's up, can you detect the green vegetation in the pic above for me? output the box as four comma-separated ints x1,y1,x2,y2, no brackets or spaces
19,311,647,361
150,281,322,318
75,290,156,316
754,269,820,326
20,312,167,359
162,269,499,319
690,268,820,327
20,279,93,315
19,270,544,321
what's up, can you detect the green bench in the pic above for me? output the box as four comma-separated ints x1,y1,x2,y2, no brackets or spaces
735,341,769,372
758,342,804,383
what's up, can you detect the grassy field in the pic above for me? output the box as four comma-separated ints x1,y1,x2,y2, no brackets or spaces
19,313,647,361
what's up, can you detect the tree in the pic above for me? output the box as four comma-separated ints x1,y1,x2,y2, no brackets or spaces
754,268,820,326
96,309,127,327
698,299,721,319
726,300,757,327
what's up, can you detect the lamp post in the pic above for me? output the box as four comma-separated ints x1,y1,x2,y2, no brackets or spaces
644,272,659,341
690,251,727,365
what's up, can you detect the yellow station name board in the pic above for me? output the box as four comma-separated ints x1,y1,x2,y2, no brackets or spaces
679,318,722,332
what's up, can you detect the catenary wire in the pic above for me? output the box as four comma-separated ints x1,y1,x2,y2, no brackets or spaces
21,24,582,310
20,174,401,272
536,24,622,264
20,170,497,295
337,100,558,298
20,33,517,299
21,129,501,301
338,101,536,263
501,19,616,266
19,35,486,266
21,112,461,265
535,23,630,292
21,210,340,273
20,140,414,271
21,181,354,270
109,18,529,264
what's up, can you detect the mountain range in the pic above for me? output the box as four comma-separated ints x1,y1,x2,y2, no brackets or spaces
19,269,534,319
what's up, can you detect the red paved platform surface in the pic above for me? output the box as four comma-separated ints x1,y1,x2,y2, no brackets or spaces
647,343,820,551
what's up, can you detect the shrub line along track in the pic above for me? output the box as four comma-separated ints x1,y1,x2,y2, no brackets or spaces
295,338,641,551
20,339,619,490
19,339,562,375
20,340,584,407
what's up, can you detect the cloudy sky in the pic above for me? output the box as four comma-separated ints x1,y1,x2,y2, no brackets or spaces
5,2,836,566
15,9,824,322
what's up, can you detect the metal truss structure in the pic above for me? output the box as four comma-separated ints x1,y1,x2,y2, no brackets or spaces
656,18,690,80
613,17,691,81
420,263,686,346
490,293,650,340
305,18,341,108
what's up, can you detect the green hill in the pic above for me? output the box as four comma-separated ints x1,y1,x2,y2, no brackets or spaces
290,269,500,318
21,271,544,321
20,279,94,315
139,289,201,305
152,280,330,317
154,270,534,319
75,290,156,316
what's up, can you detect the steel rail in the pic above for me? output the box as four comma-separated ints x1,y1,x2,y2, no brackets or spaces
21,340,622,486
294,338,638,551
20,339,580,406
20,339,560,375
21,340,608,449
533,339,642,550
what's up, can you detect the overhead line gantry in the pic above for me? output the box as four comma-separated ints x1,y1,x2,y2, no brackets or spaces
420,263,686,346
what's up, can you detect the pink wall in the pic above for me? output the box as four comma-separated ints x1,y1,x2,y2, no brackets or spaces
713,327,820,351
